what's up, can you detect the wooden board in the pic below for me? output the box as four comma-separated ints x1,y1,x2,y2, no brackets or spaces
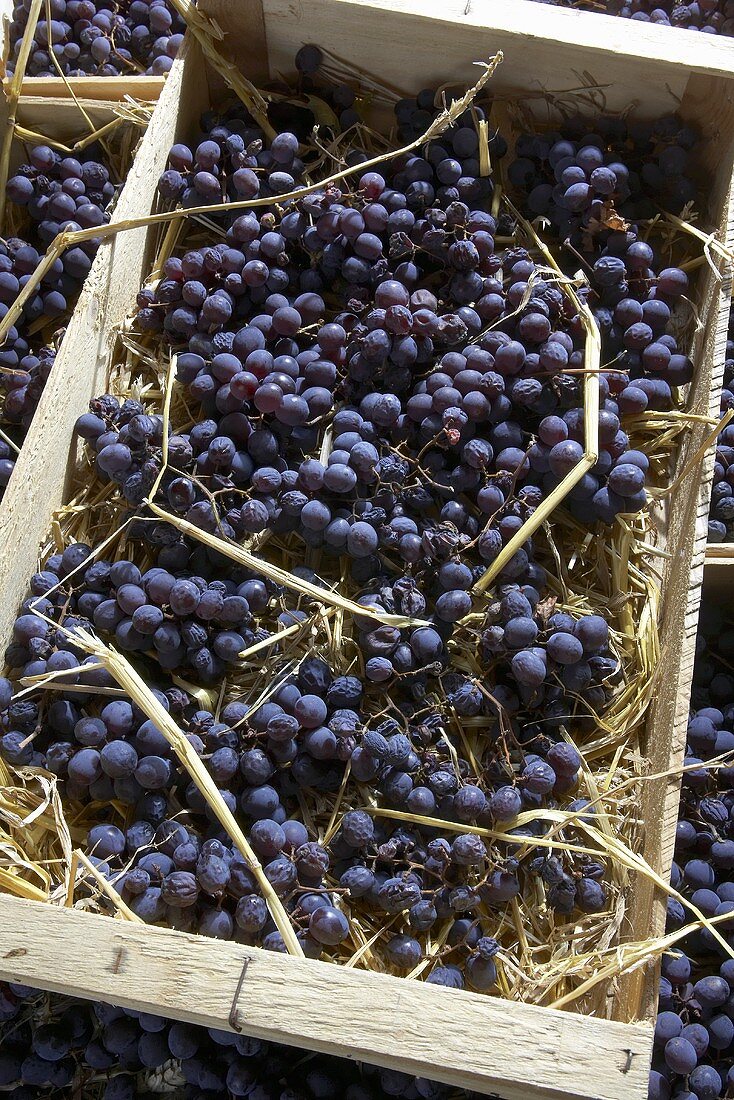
0,3,733,1095
619,78,734,1023
205,0,734,119
0,892,652,1100
11,74,166,101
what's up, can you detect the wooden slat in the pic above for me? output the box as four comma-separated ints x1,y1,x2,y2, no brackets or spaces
257,0,734,118
706,544,734,562
0,893,652,1100
13,75,166,101
620,79,734,1024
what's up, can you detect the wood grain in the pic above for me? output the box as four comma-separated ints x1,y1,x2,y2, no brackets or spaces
0,893,652,1100
195,0,270,94
14,75,166,101
705,545,734,561
256,0,733,119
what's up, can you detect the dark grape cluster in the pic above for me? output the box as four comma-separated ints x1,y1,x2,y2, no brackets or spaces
708,304,734,542
0,143,117,501
507,117,696,413
509,112,699,226
0,983,484,1099
7,143,115,247
0,534,610,967
648,603,734,1100
7,0,186,77
530,0,734,34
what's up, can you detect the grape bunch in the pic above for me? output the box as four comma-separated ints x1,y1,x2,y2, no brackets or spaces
3,531,320,684
708,304,734,542
157,129,307,209
0,143,117,502
0,983,487,1100
1,526,611,974
530,0,734,34
7,0,187,78
509,112,699,233
507,120,697,418
7,143,116,248
648,603,734,1100
117,94,694,545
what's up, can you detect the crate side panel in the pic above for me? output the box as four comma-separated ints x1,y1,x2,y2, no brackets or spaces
617,76,734,1023
202,0,734,88
0,893,653,1100
17,76,166,101
257,0,704,118
194,0,270,95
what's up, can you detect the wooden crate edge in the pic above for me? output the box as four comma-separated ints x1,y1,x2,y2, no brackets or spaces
0,892,652,1100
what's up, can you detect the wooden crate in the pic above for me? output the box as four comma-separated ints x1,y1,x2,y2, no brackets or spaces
0,3,733,1096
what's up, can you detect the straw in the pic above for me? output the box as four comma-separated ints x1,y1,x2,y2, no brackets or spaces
165,0,275,139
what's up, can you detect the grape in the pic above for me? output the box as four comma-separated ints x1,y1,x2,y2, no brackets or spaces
161,871,199,907
309,905,349,945
87,824,125,860
546,632,584,665
249,819,285,860
511,650,546,686
689,1066,722,1100
31,1023,71,1062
